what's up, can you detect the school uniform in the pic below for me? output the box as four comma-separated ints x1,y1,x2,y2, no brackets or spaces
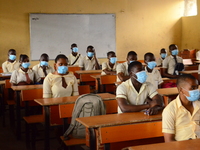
162,95,200,141
162,55,183,75
116,61,129,82
32,64,54,78
68,53,83,66
156,57,164,66
2,60,20,73
116,79,158,113
145,67,163,89
79,56,99,70
43,72,79,98
10,68,41,84
101,61,118,75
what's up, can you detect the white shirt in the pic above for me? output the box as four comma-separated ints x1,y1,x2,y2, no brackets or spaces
68,53,83,66
32,64,54,78
116,62,129,82
101,61,118,75
79,56,99,70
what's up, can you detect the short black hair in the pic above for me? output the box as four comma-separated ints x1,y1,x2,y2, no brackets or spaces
40,53,49,59
8,49,16,54
169,44,176,50
55,54,68,63
144,52,154,60
71,43,77,47
128,61,142,73
19,54,29,62
87,45,94,50
177,74,196,87
107,51,115,57
127,51,137,57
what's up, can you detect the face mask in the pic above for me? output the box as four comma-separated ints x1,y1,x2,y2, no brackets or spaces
147,61,157,70
133,71,147,84
182,88,200,102
129,60,135,64
57,66,68,74
72,47,78,53
40,61,48,66
9,55,16,61
22,62,30,69
87,52,94,57
110,57,117,64
161,53,167,59
171,49,179,56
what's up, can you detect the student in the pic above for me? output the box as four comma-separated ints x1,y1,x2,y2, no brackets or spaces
101,51,118,75
144,52,163,89
116,51,137,82
162,74,200,142
68,43,83,66
2,49,20,73
10,54,41,86
157,48,167,67
32,53,54,78
79,45,100,70
116,61,163,114
43,54,79,98
162,44,183,78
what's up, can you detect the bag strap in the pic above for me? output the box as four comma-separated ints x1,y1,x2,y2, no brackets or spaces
71,54,80,66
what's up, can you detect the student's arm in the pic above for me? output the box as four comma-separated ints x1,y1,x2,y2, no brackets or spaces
2,62,8,73
72,76,79,96
162,68,178,78
43,76,52,98
93,50,100,70
33,70,42,84
164,133,176,143
79,57,85,70
117,72,130,81
157,70,163,89
103,69,116,75
117,97,157,113
10,70,18,86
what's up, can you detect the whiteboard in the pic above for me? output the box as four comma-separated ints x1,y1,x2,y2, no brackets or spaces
30,13,116,60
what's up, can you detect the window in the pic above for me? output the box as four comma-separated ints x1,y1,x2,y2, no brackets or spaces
184,0,197,16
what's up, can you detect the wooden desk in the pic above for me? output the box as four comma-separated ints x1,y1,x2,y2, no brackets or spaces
34,93,116,150
0,74,11,79
180,70,198,74
127,138,200,150
76,112,162,150
194,60,200,64
11,84,43,139
75,70,102,82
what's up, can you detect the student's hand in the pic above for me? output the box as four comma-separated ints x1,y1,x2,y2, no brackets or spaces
147,99,158,108
93,49,96,57
146,106,159,115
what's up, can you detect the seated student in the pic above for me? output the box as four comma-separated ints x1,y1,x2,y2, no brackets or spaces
10,54,41,86
43,54,79,98
144,52,163,89
157,48,167,67
116,51,137,82
68,43,83,66
162,44,183,78
32,53,54,78
101,51,118,75
79,45,100,70
162,74,200,142
116,61,163,114
2,49,20,73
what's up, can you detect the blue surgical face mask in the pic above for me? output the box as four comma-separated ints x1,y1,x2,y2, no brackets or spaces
9,55,16,61
171,49,179,56
72,47,78,53
87,52,94,57
110,57,117,64
57,66,68,74
161,53,167,59
40,61,48,66
22,62,30,69
182,88,200,102
129,60,135,64
147,61,157,70
133,71,147,84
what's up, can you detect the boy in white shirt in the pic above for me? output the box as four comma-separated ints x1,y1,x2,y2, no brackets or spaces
68,43,83,66
157,48,167,67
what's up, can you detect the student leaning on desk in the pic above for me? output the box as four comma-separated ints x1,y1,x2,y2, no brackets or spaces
116,61,163,115
162,74,200,142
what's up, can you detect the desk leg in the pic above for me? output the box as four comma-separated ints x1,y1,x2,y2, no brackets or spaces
16,90,21,140
44,106,50,150
89,128,96,150
163,96,169,106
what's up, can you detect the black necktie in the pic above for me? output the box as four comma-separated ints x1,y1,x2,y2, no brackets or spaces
62,77,67,88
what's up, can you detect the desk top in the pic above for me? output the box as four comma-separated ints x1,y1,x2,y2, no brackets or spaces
128,138,200,150
194,60,200,64
90,74,101,79
75,70,102,74
157,87,178,96
11,84,43,91
34,93,116,106
180,70,198,74
0,74,11,79
76,111,162,128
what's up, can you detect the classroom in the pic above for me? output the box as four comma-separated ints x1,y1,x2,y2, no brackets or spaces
1,0,200,150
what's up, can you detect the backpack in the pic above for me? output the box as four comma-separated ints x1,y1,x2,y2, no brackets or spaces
63,93,106,140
